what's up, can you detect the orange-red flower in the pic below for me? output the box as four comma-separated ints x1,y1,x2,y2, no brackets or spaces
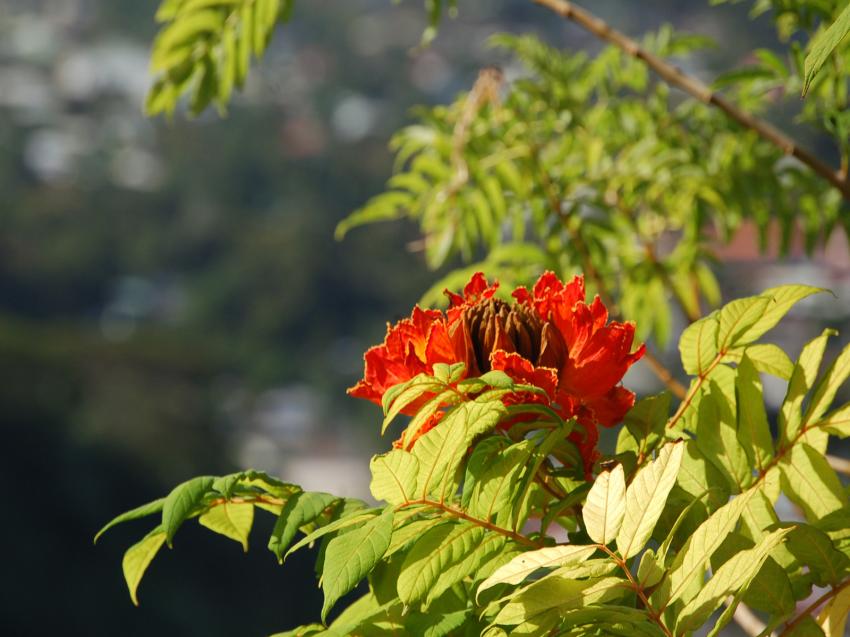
348,272,645,475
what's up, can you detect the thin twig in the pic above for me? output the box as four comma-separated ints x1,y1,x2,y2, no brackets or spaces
531,0,850,199
778,578,850,636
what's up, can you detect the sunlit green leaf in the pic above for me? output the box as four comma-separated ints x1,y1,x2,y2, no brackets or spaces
162,475,214,546
198,501,254,551
477,545,597,596
369,450,419,505
94,498,165,544
268,491,339,562
583,463,626,545
320,507,394,621
676,527,791,631
616,442,684,559
780,443,847,522
122,526,167,606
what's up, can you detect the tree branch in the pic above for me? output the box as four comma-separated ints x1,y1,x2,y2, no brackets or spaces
531,0,850,199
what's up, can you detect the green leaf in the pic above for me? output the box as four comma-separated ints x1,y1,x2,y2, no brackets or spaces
819,402,850,437
198,501,254,551
666,485,759,606
616,442,684,559
803,4,850,95
320,507,394,622
676,527,791,632
493,576,624,625
679,315,719,375
780,329,834,444
477,545,597,596
268,491,339,562
735,285,824,344
427,533,507,605
786,523,850,587
467,439,534,526
583,463,626,545
724,343,794,379
397,521,483,606
412,398,508,500
803,341,850,430
617,393,670,458
162,476,214,546
817,582,850,637
696,381,752,493
284,509,380,560
677,440,731,510
369,450,419,505
122,525,167,606
94,498,165,544
735,354,775,472
716,295,771,352
780,443,847,522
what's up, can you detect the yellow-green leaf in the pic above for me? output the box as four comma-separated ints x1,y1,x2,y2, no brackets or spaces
477,545,597,596
122,526,167,606
198,501,254,551
779,443,847,522
369,449,419,505
803,4,850,95
616,442,684,559
676,527,791,632
320,507,394,622
583,464,626,545
666,486,759,606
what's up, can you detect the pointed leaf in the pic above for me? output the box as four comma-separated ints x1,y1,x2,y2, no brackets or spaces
803,5,850,95
95,498,165,544
736,285,824,343
162,476,214,546
820,402,850,437
667,486,759,606
477,545,597,596
804,341,850,430
198,501,254,551
122,526,167,606
616,442,684,559
397,522,482,606
583,464,626,545
716,296,771,352
736,354,774,472
369,450,419,505
780,443,847,522
780,329,834,444
494,576,624,625
320,507,394,622
676,527,791,631
268,491,339,562
679,315,719,375
413,398,508,500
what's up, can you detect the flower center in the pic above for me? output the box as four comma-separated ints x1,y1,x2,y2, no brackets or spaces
462,298,566,373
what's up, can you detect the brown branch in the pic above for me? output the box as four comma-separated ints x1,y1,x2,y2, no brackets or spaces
778,578,850,637
598,544,673,637
532,0,850,199
401,498,543,548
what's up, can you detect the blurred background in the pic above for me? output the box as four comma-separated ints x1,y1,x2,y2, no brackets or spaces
1,0,848,635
